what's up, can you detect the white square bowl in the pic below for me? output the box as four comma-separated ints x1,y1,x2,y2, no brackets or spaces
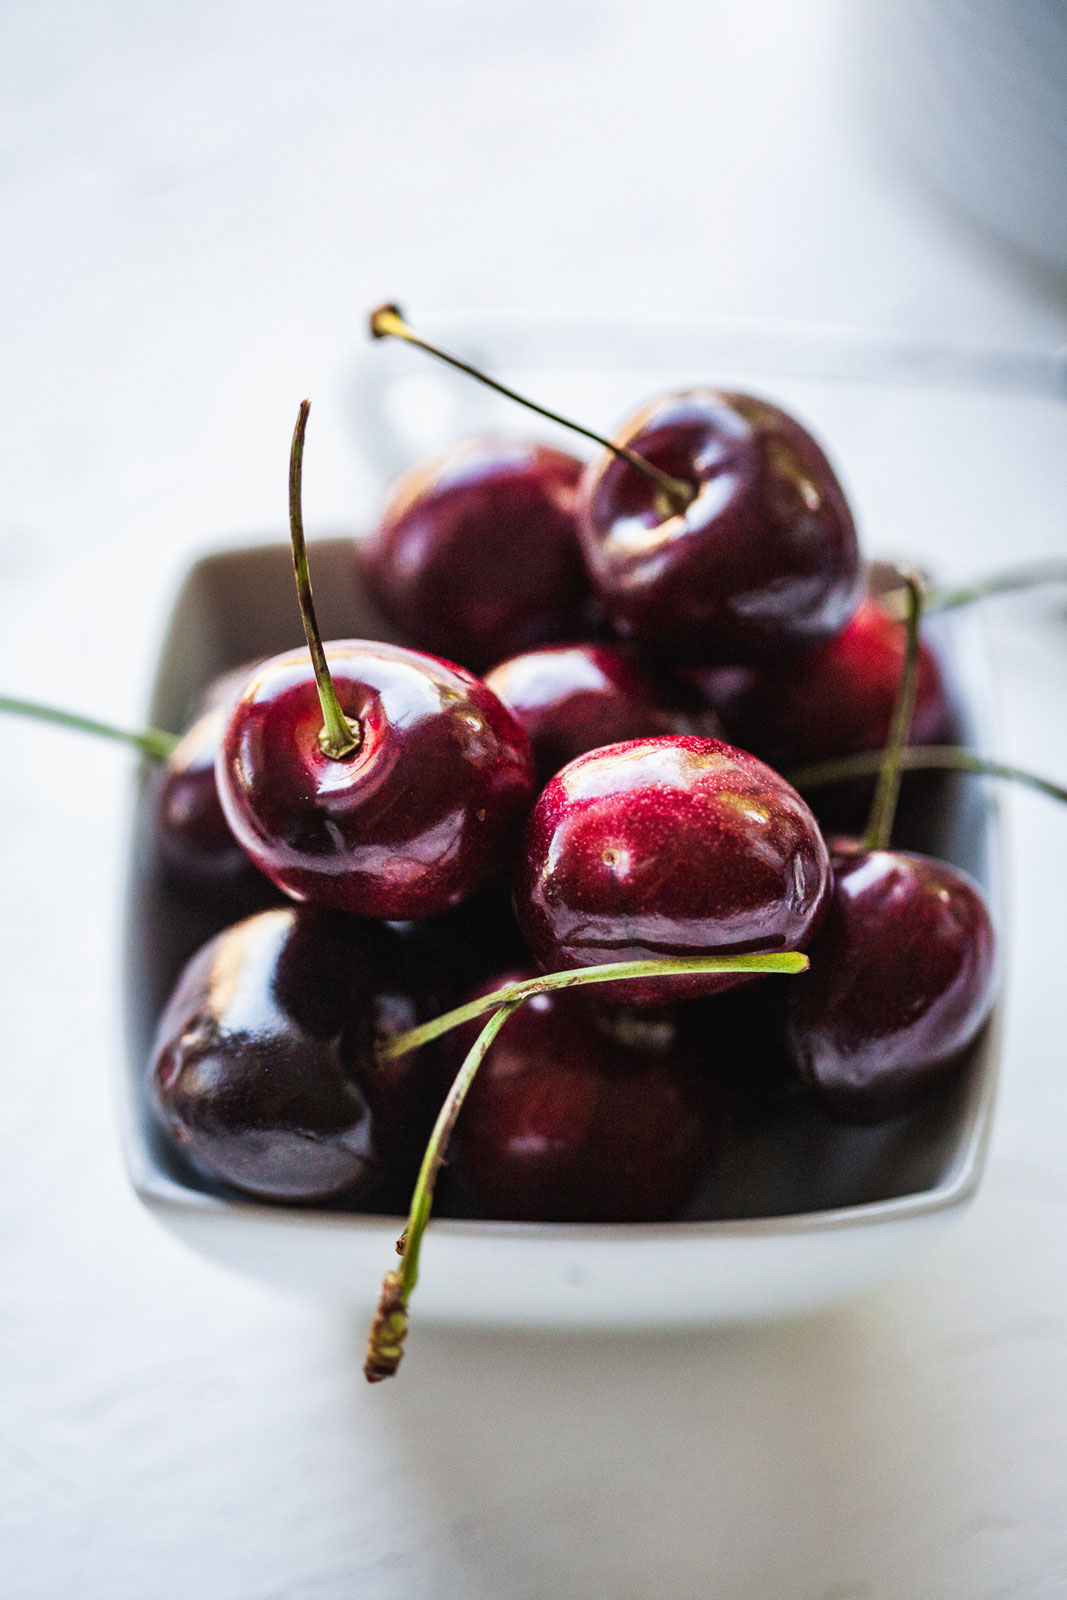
119,315,1020,1330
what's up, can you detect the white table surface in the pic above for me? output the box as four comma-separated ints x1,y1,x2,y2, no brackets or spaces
3,3,1067,1596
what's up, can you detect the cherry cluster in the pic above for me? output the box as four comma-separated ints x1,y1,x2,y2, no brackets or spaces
4,311,1028,1381
142,321,998,1252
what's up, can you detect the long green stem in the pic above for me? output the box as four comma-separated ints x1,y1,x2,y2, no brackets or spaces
861,573,923,852
369,304,695,518
288,401,360,760
789,744,1067,807
378,950,809,1063
0,695,177,761
878,557,1067,618
364,1000,521,1383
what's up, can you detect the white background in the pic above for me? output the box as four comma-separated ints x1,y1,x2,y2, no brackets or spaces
2,2,1067,1595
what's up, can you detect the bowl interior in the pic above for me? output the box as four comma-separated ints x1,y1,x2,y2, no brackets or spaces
121,536,1000,1227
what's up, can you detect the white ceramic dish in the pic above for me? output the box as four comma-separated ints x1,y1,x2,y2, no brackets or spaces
119,319,1016,1330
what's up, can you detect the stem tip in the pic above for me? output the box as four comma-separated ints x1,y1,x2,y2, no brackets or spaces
363,1269,408,1383
369,304,404,339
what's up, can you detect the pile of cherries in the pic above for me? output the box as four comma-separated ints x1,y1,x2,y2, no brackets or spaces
6,308,1028,1381
142,310,1001,1223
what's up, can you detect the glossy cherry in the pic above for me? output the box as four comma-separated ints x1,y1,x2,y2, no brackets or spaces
786,842,997,1122
361,436,590,672
785,575,996,1122
711,593,956,774
515,735,831,1005
216,402,536,920
216,640,535,919
440,970,728,1222
485,641,722,787
148,907,427,1203
577,390,862,664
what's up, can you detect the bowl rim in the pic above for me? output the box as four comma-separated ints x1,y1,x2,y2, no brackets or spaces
119,1005,1001,1243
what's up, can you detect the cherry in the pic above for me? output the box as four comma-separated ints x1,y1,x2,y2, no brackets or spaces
484,641,722,787
360,436,590,672
786,843,996,1123
217,641,534,918
215,402,536,920
149,907,427,1203
578,391,863,663
437,971,728,1222
710,592,956,775
785,575,997,1122
151,703,272,900
363,953,809,1380
514,735,831,1006
369,308,862,667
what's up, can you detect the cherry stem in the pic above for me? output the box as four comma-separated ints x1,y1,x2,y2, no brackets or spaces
789,745,1067,808
363,1000,522,1383
861,572,923,853
288,401,360,761
0,695,178,761
369,304,696,518
883,558,1067,618
366,950,810,1381
378,950,810,1064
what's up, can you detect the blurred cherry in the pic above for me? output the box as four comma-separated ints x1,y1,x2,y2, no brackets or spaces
441,970,728,1222
151,704,272,903
361,436,590,672
712,593,956,773
485,641,722,786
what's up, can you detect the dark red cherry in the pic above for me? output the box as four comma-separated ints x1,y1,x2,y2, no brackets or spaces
148,907,426,1203
485,641,722,787
515,736,831,1006
361,437,590,671
442,971,728,1222
713,595,956,773
216,641,535,919
786,843,997,1123
578,390,862,664
151,705,268,898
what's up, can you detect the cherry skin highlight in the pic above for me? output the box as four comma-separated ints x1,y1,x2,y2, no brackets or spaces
148,907,426,1203
216,641,535,920
515,735,831,1006
361,436,590,672
578,390,862,664
485,641,722,788
786,842,997,1123
441,970,729,1222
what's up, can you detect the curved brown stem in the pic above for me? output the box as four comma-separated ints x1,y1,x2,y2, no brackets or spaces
369,304,695,518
